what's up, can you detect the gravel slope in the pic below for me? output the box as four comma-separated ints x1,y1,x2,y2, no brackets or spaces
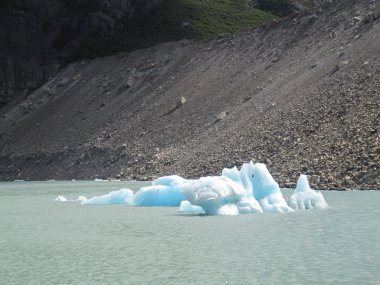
0,0,379,189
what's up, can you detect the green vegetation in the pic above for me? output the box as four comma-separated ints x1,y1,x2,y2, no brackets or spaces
79,0,275,58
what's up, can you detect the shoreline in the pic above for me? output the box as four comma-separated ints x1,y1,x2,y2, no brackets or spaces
1,177,379,191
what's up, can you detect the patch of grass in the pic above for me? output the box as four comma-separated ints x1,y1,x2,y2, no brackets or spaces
79,0,275,58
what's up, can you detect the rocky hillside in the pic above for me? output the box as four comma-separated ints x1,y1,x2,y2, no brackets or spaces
0,0,379,189
0,0,320,108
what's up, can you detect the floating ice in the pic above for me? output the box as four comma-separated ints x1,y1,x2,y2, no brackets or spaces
179,163,293,215
81,188,133,205
181,176,246,215
54,195,87,202
73,196,87,202
54,196,68,202
288,175,329,210
251,163,293,213
75,161,328,216
133,184,186,206
178,201,206,215
152,175,189,187
222,162,263,214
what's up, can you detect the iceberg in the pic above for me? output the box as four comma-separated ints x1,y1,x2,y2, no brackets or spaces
288,175,329,210
152,175,189,187
130,175,190,206
80,179,186,207
181,176,246,215
222,162,294,213
178,201,206,215
222,162,263,214
251,163,293,213
81,188,133,205
133,184,186,207
74,161,328,216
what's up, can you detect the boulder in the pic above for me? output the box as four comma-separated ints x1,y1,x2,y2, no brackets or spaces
176,96,187,107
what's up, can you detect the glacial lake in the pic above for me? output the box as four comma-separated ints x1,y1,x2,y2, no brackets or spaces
0,181,379,285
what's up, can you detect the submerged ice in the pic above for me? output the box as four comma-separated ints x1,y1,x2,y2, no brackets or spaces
59,162,328,215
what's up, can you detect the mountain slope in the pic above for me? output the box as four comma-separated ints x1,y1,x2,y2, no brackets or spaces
0,0,379,189
0,0,278,108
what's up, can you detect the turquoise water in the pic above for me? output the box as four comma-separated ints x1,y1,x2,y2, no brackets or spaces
0,181,379,285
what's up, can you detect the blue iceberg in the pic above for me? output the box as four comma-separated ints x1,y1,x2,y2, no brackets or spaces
178,201,206,215
133,184,186,206
132,175,188,206
81,188,133,205
288,174,329,210
80,177,186,207
251,163,294,213
73,161,328,215
180,163,293,215
181,176,246,215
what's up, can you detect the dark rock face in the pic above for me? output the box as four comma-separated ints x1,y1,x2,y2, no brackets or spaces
255,0,304,16
0,0,162,108
254,0,334,16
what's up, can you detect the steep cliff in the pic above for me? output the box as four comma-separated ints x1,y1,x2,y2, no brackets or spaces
0,0,162,108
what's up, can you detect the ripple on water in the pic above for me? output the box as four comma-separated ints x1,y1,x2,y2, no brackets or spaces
0,181,379,284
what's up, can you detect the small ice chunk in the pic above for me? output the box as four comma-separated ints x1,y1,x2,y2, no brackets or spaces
82,188,133,205
133,185,186,206
77,196,87,202
72,196,87,202
54,196,68,202
178,201,206,214
288,175,328,210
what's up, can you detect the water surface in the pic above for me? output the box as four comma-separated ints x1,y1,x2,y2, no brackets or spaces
0,181,379,284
